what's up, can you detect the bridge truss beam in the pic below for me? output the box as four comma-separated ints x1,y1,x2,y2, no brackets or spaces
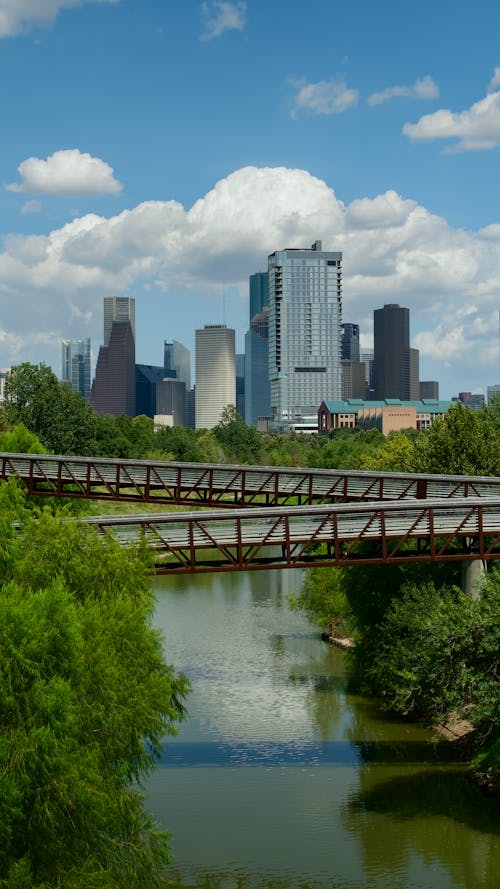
82,498,500,575
2,452,500,508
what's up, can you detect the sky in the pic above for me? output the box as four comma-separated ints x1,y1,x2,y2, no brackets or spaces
1,0,500,400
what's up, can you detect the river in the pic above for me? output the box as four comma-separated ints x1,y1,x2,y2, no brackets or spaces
146,568,499,889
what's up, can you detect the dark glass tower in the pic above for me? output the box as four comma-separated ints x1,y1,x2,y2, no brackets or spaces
373,304,412,400
90,321,136,416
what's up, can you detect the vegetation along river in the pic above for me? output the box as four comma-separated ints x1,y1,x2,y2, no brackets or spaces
146,568,499,889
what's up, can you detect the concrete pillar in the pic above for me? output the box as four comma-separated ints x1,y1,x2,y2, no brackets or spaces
461,558,486,599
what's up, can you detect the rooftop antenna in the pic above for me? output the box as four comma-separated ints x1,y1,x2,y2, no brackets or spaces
223,288,226,325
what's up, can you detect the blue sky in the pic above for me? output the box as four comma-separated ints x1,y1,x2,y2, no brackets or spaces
1,0,500,399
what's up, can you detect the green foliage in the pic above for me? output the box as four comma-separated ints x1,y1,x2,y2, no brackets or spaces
0,423,46,455
310,428,386,470
0,489,189,887
3,364,97,457
213,405,262,464
413,401,500,476
289,567,351,635
359,430,418,472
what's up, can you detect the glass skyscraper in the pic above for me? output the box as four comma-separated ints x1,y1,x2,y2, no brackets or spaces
268,240,342,429
61,338,91,398
103,296,135,346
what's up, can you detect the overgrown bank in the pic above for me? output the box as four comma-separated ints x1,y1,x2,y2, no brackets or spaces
0,480,190,888
290,560,500,792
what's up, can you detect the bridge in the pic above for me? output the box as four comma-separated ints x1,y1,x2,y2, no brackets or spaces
3,452,499,579
2,452,500,507
82,498,500,575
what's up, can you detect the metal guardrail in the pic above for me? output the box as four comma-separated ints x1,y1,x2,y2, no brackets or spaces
2,452,500,507
82,498,500,574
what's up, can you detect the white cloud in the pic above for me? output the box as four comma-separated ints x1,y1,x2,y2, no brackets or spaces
488,67,500,92
403,78,500,151
7,149,123,196
0,0,118,38
478,223,500,240
20,199,42,215
345,191,417,229
367,75,439,106
0,165,499,394
291,79,359,118
200,1,246,41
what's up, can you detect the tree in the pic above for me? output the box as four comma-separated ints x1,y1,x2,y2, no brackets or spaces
213,405,262,464
0,489,189,887
3,363,97,456
412,401,500,476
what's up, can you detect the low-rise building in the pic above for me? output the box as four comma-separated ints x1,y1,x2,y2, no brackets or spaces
318,398,453,435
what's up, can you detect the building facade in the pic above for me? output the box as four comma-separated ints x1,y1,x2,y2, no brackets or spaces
318,398,452,435
373,304,419,401
341,323,360,361
249,271,269,320
195,325,235,429
90,321,136,417
61,338,91,399
164,339,191,391
268,240,342,430
103,296,135,346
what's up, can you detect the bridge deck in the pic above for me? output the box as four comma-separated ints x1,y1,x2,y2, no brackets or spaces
2,452,500,507
82,498,500,574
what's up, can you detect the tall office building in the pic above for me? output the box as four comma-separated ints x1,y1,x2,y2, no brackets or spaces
268,240,342,429
361,348,374,400
341,323,360,362
195,325,235,429
245,308,271,426
164,339,191,390
420,381,439,400
373,304,419,401
90,321,135,416
249,271,269,320
103,296,135,346
61,338,91,398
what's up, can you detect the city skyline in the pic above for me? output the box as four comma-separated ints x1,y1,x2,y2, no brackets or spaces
1,1,500,399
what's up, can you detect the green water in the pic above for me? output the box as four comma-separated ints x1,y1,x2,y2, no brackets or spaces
146,569,499,889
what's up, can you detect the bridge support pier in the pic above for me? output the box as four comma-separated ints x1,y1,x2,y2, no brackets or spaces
461,558,486,599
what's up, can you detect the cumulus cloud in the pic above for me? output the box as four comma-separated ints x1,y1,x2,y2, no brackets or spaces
403,74,500,151
488,67,500,92
0,165,499,394
7,149,123,196
0,0,118,38
367,75,439,106
291,79,359,118
200,1,246,40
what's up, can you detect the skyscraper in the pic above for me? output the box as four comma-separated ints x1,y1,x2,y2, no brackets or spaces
164,339,191,390
268,240,342,429
249,271,269,320
195,325,235,429
61,338,91,398
90,321,135,416
103,296,135,346
245,309,271,426
373,304,419,401
341,323,360,361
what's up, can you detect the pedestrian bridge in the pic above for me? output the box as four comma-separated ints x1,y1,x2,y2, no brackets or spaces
3,452,499,576
2,452,500,507
82,498,500,575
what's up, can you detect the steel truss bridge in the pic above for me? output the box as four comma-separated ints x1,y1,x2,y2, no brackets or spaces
2,452,500,507
2,452,500,574
82,498,500,575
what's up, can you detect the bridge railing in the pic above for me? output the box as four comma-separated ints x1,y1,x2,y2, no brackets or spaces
81,498,500,574
2,452,500,507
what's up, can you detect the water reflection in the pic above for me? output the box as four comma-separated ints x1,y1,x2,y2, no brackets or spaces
148,570,500,889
